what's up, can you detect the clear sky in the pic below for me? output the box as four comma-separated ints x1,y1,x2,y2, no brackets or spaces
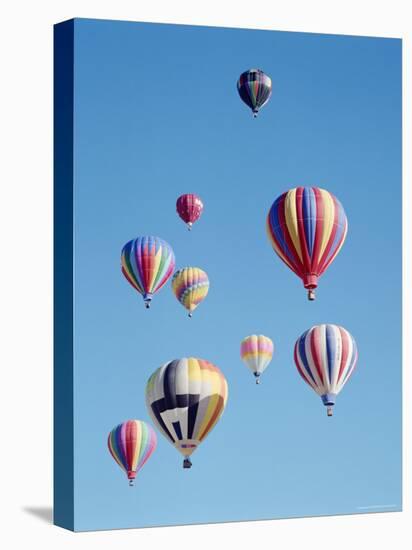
71,18,402,531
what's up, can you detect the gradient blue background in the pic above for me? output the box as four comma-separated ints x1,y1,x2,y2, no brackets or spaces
71,19,402,531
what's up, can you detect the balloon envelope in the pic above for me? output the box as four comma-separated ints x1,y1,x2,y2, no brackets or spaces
176,194,204,229
266,187,348,300
107,419,157,485
241,334,274,383
237,69,272,117
121,236,176,308
294,324,358,416
145,358,228,467
172,267,210,316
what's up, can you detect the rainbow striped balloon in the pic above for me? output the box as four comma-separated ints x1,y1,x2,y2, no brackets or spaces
107,420,157,486
294,324,358,416
146,358,228,468
171,267,210,317
266,187,348,300
240,334,274,384
121,236,175,308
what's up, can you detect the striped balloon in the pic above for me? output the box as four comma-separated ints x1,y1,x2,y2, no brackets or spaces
294,324,358,416
176,194,204,230
145,358,228,468
107,420,157,486
266,187,348,300
171,267,210,317
240,334,274,384
237,69,272,117
121,236,176,308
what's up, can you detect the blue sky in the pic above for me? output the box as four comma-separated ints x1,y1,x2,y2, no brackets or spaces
71,18,402,531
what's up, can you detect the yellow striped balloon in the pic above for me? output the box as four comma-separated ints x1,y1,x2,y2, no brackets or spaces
145,358,228,468
240,334,274,384
171,267,209,317
266,187,348,300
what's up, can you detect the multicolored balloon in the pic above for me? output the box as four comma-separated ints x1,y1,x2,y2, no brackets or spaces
107,420,157,486
176,194,204,230
294,324,358,416
171,267,210,317
266,187,348,300
121,236,175,308
240,334,274,384
145,358,228,469
237,69,272,117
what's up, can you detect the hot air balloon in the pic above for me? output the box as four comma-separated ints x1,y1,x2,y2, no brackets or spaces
294,324,358,416
107,420,157,486
240,334,274,384
237,69,272,117
121,236,175,308
266,187,348,300
145,358,228,469
171,267,210,317
176,194,204,230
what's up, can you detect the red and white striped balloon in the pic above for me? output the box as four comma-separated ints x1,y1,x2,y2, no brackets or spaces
294,324,358,416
